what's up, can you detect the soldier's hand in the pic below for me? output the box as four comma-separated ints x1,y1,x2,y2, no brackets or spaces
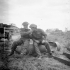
42,40,46,43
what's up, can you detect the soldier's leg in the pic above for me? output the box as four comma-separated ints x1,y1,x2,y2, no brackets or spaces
9,39,23,56
45,43,52,55
39,42,52,56
34,42,42,57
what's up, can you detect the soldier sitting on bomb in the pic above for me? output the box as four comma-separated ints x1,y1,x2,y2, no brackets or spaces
9,22,30,56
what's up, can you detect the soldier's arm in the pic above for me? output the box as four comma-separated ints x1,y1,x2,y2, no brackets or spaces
23,30,32,34
20,28,30,34
21,29,32,36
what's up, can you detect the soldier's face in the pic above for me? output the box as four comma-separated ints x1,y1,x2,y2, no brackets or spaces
31,27,37,31
24,25,28,28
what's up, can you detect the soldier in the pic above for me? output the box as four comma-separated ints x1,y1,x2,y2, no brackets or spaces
9,22,30,56
29,24,52,58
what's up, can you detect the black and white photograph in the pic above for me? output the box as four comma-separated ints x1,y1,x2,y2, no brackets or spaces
0,0,70,70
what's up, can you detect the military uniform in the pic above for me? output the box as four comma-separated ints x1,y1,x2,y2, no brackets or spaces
29,24,52,58
9,22,30,56
32,29,52,55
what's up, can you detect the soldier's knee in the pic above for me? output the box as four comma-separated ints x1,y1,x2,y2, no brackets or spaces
44,43,49,47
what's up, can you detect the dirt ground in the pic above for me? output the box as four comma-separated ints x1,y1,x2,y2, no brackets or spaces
8,54,70,70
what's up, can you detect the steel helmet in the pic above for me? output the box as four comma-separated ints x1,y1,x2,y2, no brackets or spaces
22,22,29,26
29,24,37,28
